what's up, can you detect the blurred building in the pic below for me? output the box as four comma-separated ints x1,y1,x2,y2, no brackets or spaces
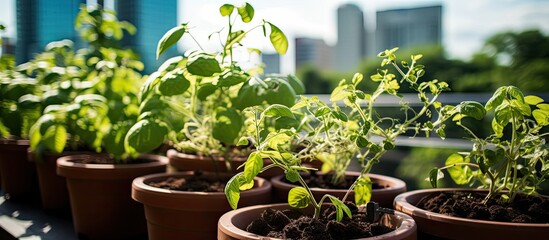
1,37,16,55
295,37,332,70
116,0,178,73
376,5,442,53
15,0,85,64
262,53,280,74
335,4,366,72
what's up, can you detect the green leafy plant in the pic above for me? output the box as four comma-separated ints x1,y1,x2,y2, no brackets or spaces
28,5,143,160
226,48,453,220
430,86,549,203
125,2,301,169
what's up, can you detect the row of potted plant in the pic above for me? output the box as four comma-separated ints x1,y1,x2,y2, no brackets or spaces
0,2,547,240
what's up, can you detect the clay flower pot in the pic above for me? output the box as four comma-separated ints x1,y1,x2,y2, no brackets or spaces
167,149,284,179
394,188,549,240
28,150,107,214
57,154,168,240
132,171,272,240
218,203,417,240
0,139,39,201
271,172,406,208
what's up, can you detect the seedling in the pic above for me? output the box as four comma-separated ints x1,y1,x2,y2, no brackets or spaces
430,86,549,203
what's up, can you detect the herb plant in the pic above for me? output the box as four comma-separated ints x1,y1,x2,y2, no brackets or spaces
226,48,453,220
29,5,143,160
125,2,301,169
430,86,549,203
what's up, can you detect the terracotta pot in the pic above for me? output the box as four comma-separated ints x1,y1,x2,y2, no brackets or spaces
132,171,272,240
0,139,39,201
57,154,168,240
167,149,286,179
271,172,406,208
218,203,417,240
28,150,107,214
394,188,549,240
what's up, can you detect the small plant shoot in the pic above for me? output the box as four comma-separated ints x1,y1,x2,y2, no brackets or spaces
430,86,549,203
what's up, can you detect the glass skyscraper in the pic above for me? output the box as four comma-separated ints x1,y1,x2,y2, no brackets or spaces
376,6,442,54
117,0,178,73
335,4,366,72
16,0,84,63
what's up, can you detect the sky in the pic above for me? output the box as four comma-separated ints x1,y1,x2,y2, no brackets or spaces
1,0,549,73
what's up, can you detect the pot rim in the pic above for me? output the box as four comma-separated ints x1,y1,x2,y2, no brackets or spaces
394,188,549,227
167,149,248,161
57,153,168,169
271,172,407,193
132,171,272,197
218,203,416,240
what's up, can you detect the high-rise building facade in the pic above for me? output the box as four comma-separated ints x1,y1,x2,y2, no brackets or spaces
16,0,84,63
262,53,280,74
117,0,178,73
376,6,442,53
295,37,332,70
335,4,366,72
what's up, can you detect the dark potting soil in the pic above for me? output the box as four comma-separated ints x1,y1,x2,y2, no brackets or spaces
247,203,393,239
417,191,549,223
147,171,226,192
71,156,152,164
281,172,387,190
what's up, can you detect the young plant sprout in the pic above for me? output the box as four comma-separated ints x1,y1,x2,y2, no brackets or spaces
430,86,549,203
125,2,302,170
226,48,454,221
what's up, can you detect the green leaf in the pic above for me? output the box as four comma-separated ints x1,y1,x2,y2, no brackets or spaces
236,137,249,146
288,187,310,208
525,95,544,105
243,152,263,182
492,118,504,137
495,104,512,126
238,175,254,191
331,110,348,122
43,125,67,154
225,173,243,210
139,71,162,102
262,104,294,119
354,175,372,206
287,74,305,95
268,22,288,54
485,87,506,110
156,24,187,59
330,86,350,102
428,167,443,188
186,55,222,77
237,3,254,23
328,196,352,221
445,154,471,185
213,108,243,145
219,4,234,16
218,70,248,87
157,71,190,96
355,136,369,148
533,109,549,126
197,83,218,101
436,126,446,140
456,101,486,120
510,99,531,116
124,119,169,154
506,86,524,102
285,169,300,183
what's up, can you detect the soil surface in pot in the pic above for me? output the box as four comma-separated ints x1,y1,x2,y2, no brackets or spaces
247,203,393,239
281,172,387,190
147,171,225,192
72,156,152,164
417,191,549,223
